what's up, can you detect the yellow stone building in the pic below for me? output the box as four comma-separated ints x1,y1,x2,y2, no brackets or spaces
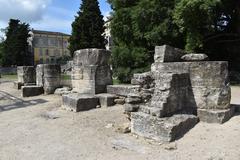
30,30,71,65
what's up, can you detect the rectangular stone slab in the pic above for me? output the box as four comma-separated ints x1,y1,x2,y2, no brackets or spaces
62,93,99,112
21,86,44,97
107,85,140,97
131,112,199,142
197,107,234,124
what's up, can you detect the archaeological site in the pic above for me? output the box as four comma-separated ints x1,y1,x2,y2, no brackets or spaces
9,45,235,144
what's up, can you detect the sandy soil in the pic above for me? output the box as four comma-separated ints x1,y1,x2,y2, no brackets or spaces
0,80,240,160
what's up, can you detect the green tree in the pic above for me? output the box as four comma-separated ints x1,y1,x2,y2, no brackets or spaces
173,0,220,51
69,0,106,56
108,0,184,83
2,19,30,66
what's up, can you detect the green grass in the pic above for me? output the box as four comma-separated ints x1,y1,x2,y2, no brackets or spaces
61,74,71,80
113,79,121,85
1,74,17,80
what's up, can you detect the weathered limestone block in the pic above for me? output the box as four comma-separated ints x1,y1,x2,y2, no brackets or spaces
36,64,44,86
54,87,72,95
131,112,199,142
72,49,112,94
154,45,185,63
95,93,116,107
150,73,191,117
151,61,231,110
181,53,209,61
21,86,44,97
73,49,111,66
124,104,139,112
62,93,99,112
36,64,61,94
14,81,23,90
17,66,36,84
197,107,234,124
107,85,141,97
131,72,154,88
43,65,61,94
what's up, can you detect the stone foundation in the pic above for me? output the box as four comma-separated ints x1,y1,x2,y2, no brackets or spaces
131,112,199,142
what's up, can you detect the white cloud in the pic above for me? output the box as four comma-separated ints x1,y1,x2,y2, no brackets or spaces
0,0,52,22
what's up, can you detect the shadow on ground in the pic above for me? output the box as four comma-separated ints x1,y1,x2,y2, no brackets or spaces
0,91,48,112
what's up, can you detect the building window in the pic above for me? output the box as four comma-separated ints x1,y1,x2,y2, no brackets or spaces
39,48,43,56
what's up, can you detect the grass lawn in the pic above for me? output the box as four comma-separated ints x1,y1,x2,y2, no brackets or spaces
1,74,17,80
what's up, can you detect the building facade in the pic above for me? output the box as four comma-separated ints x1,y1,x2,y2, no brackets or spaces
29,30,71,65
104,17,113,51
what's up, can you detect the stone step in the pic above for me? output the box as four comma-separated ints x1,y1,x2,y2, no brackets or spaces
107,85,140,97
131,112,199,142
21,86,44,97
197,107,234,124
62,93,99,112
95,93,117,108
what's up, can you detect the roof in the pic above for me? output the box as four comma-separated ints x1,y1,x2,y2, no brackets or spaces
32,29,71,37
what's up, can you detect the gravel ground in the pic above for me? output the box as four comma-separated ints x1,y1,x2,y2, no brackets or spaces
0,80,240,160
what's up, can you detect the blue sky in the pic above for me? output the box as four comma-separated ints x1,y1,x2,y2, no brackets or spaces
0,0,111,35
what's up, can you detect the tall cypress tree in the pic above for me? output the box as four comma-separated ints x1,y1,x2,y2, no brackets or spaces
2,19,30,66
69,0,106,56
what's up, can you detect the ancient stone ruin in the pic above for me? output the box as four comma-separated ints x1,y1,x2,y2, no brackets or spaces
14,66,36,89
62,49,114,112
15,64,61,97
15,45,233,143
36,64,61,94
108,44,232,142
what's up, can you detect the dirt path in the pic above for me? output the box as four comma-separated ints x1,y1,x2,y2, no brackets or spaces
0,81,240,160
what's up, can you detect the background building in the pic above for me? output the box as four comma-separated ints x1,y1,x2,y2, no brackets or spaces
28,30,71,65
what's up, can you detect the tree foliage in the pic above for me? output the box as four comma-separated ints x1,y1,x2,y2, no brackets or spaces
109,0,184,83
109,0,240,82
1,19,30,66
69,0,106,56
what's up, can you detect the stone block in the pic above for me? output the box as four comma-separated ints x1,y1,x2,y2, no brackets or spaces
107,85,141,97
13,81,23,90
131,72,154,89
62,93,99,112
131,112,199,142
73,49,111,66
150,73,191,117
21,86,44,97
151,61,231,110
95,93,117,107
154,45,185,63
17,66,36,84
54,87,72,95
181,53,209,61
197,107,234,124
124,104,139,112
